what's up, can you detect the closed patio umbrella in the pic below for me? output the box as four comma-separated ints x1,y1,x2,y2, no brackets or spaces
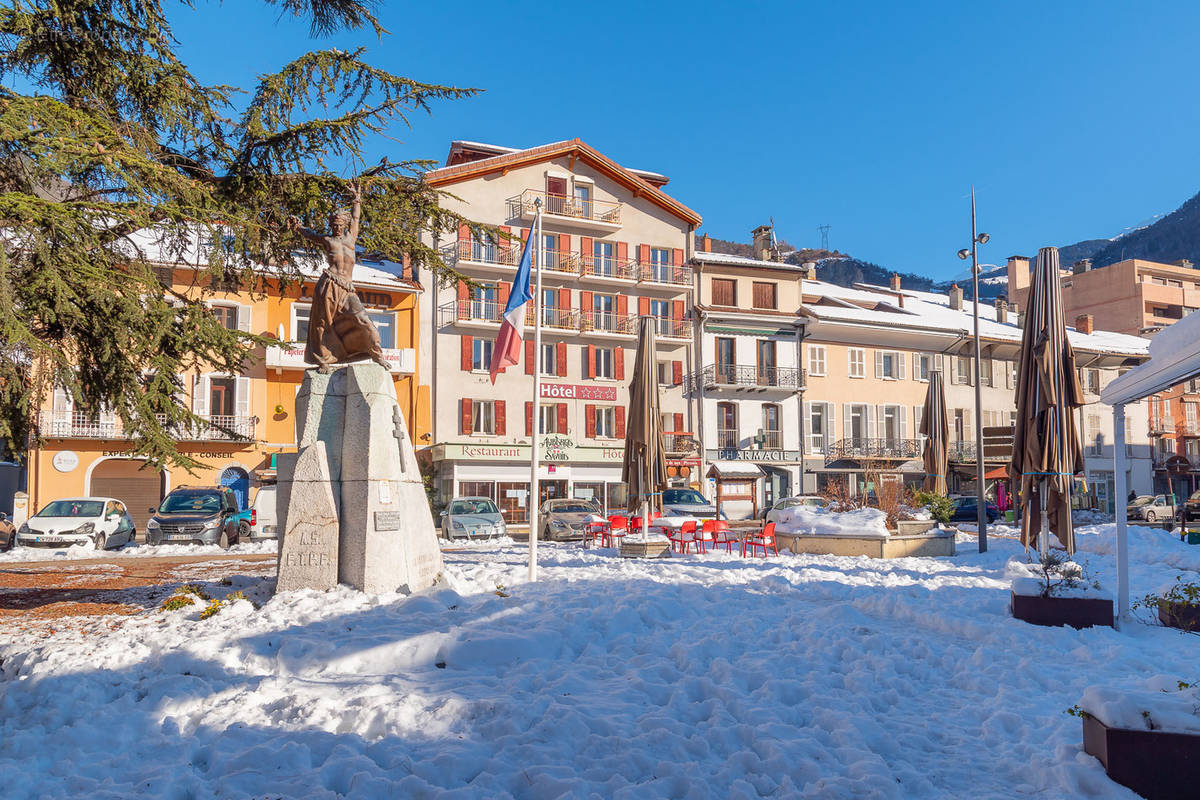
1010,246,1085,554
622,317,668,536
920,369,949,495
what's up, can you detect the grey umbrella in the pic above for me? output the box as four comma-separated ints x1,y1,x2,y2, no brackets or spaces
622,317,668,531
1010,246,1085,553
921,370,949,496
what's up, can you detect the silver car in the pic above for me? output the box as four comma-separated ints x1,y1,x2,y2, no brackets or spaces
661,488,722,520
440,497,508,540
539,499,601,541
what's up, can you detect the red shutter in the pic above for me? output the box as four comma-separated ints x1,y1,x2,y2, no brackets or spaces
521,227,531,242
673,413,683,432
673,360,683,385
616,241,628,263
495,401,507,436
586,405,596,438
616,407,626,440
525,401,533,436
672,248,684,266
580,290,593,313
457,281,469,319
556,342,567,376
526,340,535,375
557,403,568,434
461,399,472,435
615,348,625,381
499,225,512,236
558,288,570,313
559,233,572,257
499,281,511,309
461,336,473,371
586,345,596,379
458,223,470,243
638,244,650,264
581,236,594,264
617,295,628,317
638,297,650,317
672,300,685,320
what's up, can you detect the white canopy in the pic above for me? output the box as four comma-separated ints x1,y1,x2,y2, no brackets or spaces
1102,309,1200,405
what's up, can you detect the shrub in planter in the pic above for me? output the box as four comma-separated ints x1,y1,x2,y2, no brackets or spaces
1010,551,1113,629
912,489,954,526
1135,576,1200,632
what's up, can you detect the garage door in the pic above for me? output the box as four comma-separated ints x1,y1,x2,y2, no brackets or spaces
90,459,165,531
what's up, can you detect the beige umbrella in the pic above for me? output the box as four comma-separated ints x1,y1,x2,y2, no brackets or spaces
920,370,949,496
622,317,668,534
1010,246,1085,553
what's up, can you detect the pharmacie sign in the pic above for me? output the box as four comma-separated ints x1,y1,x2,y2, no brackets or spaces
707,449,802,462
539,383,618,402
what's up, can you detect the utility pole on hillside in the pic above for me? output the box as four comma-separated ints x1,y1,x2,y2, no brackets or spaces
818,224,831,251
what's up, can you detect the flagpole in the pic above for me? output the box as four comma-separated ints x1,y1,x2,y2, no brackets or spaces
529,199,544,582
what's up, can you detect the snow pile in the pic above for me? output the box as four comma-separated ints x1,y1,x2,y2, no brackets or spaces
1082,676,1200,735
773,505,891,538
1073,509,1114,525
0,538,278,563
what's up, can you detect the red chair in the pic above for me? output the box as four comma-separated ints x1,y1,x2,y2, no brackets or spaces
692,520,713,553
628,516,644,534
743,522,779,557
605,516,627,548
670,520,699,553
584,520,608,548
706,520,737,554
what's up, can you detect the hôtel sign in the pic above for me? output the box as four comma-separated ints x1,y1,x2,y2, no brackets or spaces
438,442,623,462
539,383,618,402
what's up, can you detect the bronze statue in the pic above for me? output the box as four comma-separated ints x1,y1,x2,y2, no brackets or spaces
287,185,389,373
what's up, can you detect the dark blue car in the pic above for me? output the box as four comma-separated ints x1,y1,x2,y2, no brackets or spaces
950,497,1000,523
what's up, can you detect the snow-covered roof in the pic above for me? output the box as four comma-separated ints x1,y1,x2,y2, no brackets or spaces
692,251,804,271
707,461,765,478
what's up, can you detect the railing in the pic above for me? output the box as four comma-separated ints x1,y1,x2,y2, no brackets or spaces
1181,421,1200,437
698,364,804,390
579,311,638,336
509,189,622,225
580,253,638,281
653,318,691,339
542,250,582,276
640,263,693,287
39,411,256,441
825,437,922,463
1150,417,1176,435
541,308,580,331
717,429,739,449
759,431,783,449
442,239,524,268
663,432,698,454
440,300,501,326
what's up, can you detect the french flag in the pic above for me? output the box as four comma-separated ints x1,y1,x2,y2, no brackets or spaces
489,227,535,383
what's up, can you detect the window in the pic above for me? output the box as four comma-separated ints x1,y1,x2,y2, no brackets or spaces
807,403,828,453
209,377,235,417
594,407,616,438
539,404,561,434
808,345,826,377
592,241,614,276
712,278,737,306
293,303,311,343
649,299,670,336
762,404,781,449
592,293,615,331
472,338,493,371
1081,368,1101,395
595,346,614,379
757,340,777,385
546,175,567,199
367,311,396,349
473,401,496,435
573,183,592,217
914,353,932,381
543,234,560,269
657,360,672,386
212,305,238,331
955,355,972,385
717,402,737,448
648,247,672,283
953,408,967,441
848,348,866,379
876,350,903,380
879,405,903,445
848,404,869,442
459,481,495,501
715,337,735,383
541,288,559,327
1007,361,1017,389
1087,413,1103,456
471,283,498,320
752,282,777,310
471,233,496,263
541,343,557,375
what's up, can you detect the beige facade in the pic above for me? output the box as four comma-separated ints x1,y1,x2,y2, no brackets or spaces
421,140,702,525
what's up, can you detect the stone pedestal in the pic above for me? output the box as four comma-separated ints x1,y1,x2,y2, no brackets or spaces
275,442,339,592
276,362,444,595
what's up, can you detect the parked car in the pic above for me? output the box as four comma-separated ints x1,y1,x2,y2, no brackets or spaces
1128,494,1175,523
763,495,828,523
660,488,723,520
440,497,507,540
250,485,279,539
145,485,248,548
14,497,136,550
538,498,600,541
1,512,17,551
949,497,1000,524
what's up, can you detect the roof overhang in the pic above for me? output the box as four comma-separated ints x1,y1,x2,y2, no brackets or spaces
1102,310,1200,405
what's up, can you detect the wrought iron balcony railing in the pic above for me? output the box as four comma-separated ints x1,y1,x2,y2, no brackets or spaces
716,428,739,449
663,432,699,455
39,410,256,442
696,364,804,391
1150,417,1176,435
824,437,922,464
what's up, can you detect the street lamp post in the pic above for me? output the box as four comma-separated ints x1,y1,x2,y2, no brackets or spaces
957,187,990,553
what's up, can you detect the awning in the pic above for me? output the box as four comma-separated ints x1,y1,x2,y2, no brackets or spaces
707,461,765,479
984,465,1008,480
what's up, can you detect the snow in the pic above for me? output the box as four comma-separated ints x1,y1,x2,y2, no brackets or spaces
707,460,764,477
774,505,892,538
1082,678,1200,735
0,539,278,563
4,526,1200,798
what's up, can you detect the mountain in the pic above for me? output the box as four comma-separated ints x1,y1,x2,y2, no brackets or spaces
704,236,937,292
1087,193,1200,267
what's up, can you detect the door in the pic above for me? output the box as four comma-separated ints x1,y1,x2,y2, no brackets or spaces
715,338,735,383
539,480,567,507
757,340,777,386
90,459,165,531
220,466,250,512
210,377,236,419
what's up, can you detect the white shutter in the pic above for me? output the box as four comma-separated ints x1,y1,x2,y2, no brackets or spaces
802,403,812,441
825,403,836,451
874,350,883,379
847,350,855,376
914,406,924,439
843,403,852,440
963,408,972,439
52,387,73,412
899,406,908,439
235,377,250,418
897,352,906,380
237,304,252,333
193,375,210,417
866,404,877,438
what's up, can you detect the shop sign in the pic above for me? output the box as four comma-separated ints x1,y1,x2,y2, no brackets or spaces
539,383,618,401
52,451,79,473
438,442,623,462
540,435,576,462
706,449,802,463
457,444,523,460
101,448,235,459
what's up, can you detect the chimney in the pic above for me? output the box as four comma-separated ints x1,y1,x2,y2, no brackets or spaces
802,261,817,280
1072,258,1092,274
701,233,712,253
1007,255,1031,295
949,283,963,311
995,297,1008,324
1075,313,1094,334
752,225,773,262
890,273,902,291
1174,258,1193,268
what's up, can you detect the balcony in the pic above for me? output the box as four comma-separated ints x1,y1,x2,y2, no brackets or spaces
579,311,638,337
824,438,922,464
653,318,691,340
441,239,524,273
716,428,739,449
1150,417,1176,436
265,344,415,374
1180,421,1200,437
663,431,699,456
508,189,622,230
639,263,693,289
540,308,580,332
39,410,256,442
439,300,501,329
579,253,638,283
694,364,805,392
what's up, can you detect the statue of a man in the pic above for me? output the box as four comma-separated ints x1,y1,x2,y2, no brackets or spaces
287,185,389,373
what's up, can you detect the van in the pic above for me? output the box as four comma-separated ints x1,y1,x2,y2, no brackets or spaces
251,485,279,539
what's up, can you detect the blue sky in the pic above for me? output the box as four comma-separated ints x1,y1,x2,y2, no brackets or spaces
169,2,1200,278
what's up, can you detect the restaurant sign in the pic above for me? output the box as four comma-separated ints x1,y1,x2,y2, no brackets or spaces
437,442,623,462
539,383,618,402
706,449,803,463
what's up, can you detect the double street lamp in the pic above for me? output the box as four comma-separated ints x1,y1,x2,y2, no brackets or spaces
957,187,990,553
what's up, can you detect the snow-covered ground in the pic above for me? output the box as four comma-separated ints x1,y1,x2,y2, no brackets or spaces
3,525,1199,798
0,538,278,563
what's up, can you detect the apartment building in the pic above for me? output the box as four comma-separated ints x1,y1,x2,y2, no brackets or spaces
29,232,427,528
689,231,805,518
421,140,702,524
1008,254,1200,497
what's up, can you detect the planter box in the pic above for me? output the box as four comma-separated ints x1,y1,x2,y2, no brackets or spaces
1082,714,1200,799
894,520,937,536
775,529,956,559
1010,591,1113,629
1158,600,1200,631
619,539,671,559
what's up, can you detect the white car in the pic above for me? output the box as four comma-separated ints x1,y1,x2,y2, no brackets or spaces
15,497,136,550
250,485,278,539
764,496,828,524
